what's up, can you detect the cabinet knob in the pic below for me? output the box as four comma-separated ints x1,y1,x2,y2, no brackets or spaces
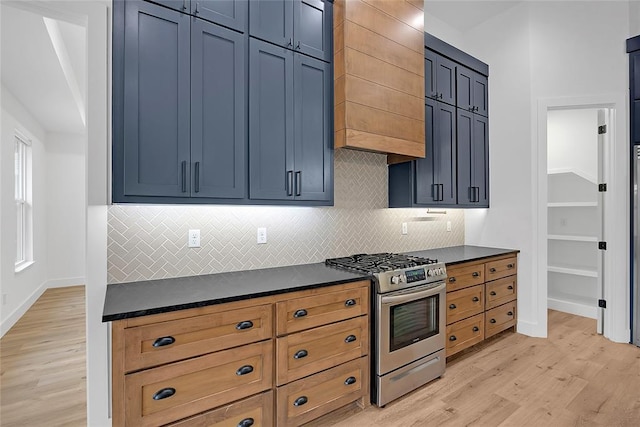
507,263,515,269
236,365,254,376
235,321,254,330
489,268,497,273
472,296,479,302
293,349,308,359
507,285,514,290
293,309,307,318
345,335,357,343
344,376,357,386
507,311,514,316
237,418,255,427
152,387,176,401
449,303,457,309
490,318,496,323
152,336,175,348
449,277,456,283
293,396,308,407
472,272,480,277
344,299,356,307
449,335,457,341
473,326,479,332
490,291,497,296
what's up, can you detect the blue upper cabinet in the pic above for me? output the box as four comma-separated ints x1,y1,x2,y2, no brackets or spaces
457,65,488,117
120,1,191,198
424,49,456,106
249,0,331,62
148,0,248,32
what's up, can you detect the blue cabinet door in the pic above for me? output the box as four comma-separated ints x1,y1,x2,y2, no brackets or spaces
457,109,489,207
457,65,488,117
249,0,293,48
191,19,246,199
436,55,456,106
122,0,191,197
415,99,437,204
424,50,437,99
294,0,331,61
473,74,488,117
293,54,332,201
196,0,248,32
249,39,295,200
473,114,489,206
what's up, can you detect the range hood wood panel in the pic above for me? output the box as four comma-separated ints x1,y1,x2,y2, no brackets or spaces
334,0,425,158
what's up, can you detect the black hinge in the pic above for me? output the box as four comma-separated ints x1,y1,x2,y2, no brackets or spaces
598,124,607,134
598,299,607,308
598,241,607,250
598,183,607,192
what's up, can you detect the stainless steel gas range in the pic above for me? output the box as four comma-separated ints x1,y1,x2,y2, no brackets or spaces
326,253,447,407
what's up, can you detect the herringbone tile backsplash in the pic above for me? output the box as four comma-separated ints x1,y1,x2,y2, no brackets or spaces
107,149,465,284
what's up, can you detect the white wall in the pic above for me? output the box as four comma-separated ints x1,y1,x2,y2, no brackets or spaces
46,132,86,287
0,86,49,335
630,0,640,36
547,109,599,181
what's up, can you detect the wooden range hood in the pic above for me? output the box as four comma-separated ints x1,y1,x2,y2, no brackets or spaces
334,0,425,160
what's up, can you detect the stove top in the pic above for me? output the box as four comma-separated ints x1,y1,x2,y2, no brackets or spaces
325,253,447,293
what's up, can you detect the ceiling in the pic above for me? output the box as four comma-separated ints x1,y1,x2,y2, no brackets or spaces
424,1,524,32
1,3,86,135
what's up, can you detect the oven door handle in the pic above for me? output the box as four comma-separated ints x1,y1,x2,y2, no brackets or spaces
380,282,446,305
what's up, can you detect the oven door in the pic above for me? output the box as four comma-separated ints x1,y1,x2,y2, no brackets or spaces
376,282,446,375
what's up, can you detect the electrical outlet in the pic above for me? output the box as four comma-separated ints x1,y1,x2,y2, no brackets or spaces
188,229,200,248
257,227,267,244
447,221,452,232
401,222,408,235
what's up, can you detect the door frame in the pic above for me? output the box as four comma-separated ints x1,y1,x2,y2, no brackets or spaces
535,94,630,342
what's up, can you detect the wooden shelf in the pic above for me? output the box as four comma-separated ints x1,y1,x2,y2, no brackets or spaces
547,265,598,278
547,234,598,242
547,202,597,207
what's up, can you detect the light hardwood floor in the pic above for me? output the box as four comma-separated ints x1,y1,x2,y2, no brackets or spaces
0,286,86,426
2,287,639,426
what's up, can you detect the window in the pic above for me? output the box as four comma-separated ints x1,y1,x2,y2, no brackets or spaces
15,133,32,269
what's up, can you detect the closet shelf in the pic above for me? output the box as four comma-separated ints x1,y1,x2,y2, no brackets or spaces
548,234,598,242
548,265,598,278
547,202,597,207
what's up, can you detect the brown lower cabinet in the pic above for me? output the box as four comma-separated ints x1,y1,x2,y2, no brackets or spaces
445,254,518,357
111,280,370,426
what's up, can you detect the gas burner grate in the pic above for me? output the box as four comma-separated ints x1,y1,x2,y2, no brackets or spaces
325,253,438,275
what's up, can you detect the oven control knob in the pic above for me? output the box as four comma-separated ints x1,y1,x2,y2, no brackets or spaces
391,275,401,285
427,269,433,277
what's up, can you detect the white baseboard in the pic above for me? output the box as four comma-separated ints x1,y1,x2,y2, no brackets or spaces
0,277,86,338
517,319,547,338
548,297,597,319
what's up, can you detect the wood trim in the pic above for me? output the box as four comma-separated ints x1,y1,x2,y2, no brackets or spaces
344,74,424,121
387,153,418,164
406,0,423,10
344,101,424,143
342,129,425,157
424,32,489,76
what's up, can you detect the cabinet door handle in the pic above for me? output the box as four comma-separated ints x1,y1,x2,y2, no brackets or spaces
287,38,293,47
507,263,515,269
432,183,439,201
490,318,496,323
152,387,176,400
344,376,357,385
490,291,497,296
286,171,293,196
293,309,307,318
182,0,187,11
507,285,514,290
295,171,301,196
345,299,356,307
237,418,255,427
438,93,443,99
449,277,456,282
293,396,308,407
181,161,187,193
293,349,308,359
473,326,479,332
475,186,480,202
194,161,200,193
439,184,444,201
489,268,497,273
152,336,175,348
449,304,457,309
235,320,254,330
472,272,480,277
507,311,514,316
194,2,200,13
295,40,301,50
472,296,479,302
345,335,357,343
449,335,457,341
236,365,254,376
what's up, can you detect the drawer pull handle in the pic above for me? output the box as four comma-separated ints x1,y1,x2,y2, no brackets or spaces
293,396,308,407
472,272,480,277
507,263,515,269
472,297,479,302
507,311,514,316
236,365,254,376
345,299,356,307
449,335,457,341
293,349,308,359
490,318,496,324
152,387,175,400
237,418,255,427
449,277,456,282
152,336,175,347
235,321,254,330
344,376,357,385
449,304,457,309
508,285,514,290
489,268,497,273
473,326,479,332
490,291,497,296
345,335,357,343
293,309,307,318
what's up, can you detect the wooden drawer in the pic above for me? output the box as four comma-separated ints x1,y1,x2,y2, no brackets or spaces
446,314,484,357
446,262,484,292
276,283,368,336
485,276,517,309
167,391,274,427
276,316,368,386
124,341,273,427
124,304,272,372
276,356,369,427
446,285,484,325
485,301,517,338
485,257,517,282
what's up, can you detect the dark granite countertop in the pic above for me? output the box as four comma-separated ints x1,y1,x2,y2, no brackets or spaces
102,245,518,322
